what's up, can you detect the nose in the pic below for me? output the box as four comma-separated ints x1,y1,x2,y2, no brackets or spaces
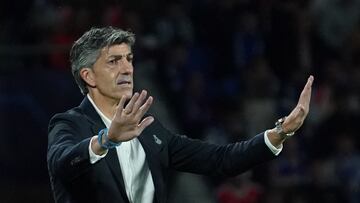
119,58,133,75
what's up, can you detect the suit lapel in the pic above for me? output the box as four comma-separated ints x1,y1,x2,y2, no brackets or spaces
80,97,130,202
105,149,130,203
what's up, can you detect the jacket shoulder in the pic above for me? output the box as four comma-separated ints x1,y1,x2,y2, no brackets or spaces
48,106,90,136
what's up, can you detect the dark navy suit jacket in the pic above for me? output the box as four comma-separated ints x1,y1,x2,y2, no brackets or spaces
47,97,276,203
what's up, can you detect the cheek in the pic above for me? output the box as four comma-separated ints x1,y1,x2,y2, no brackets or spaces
100,71,116,83
95,74,114,89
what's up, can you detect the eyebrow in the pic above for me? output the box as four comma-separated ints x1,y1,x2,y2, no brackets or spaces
107,52,133,60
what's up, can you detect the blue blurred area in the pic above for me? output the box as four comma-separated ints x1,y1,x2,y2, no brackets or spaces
1,0,360,202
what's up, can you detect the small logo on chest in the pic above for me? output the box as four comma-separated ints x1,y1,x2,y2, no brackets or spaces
153,134,162,145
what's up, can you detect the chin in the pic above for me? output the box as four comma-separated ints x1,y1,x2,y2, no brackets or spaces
118,90,133,100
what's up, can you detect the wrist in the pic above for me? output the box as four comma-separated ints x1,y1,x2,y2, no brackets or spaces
267,128,287,148
98,128,121,149
91,136,108,155
275,117,295,138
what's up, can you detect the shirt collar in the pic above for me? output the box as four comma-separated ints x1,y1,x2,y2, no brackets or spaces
87,94,112,128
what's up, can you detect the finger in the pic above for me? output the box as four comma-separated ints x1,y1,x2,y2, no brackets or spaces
298,75,314,106
132,90,148,113
118,95,127,109
123,92,139,114
113,95,127,119
135,96,153,120
304,75,314,95
137,116,155,135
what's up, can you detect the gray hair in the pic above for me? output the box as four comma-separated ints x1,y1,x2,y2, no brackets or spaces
70,26,135,95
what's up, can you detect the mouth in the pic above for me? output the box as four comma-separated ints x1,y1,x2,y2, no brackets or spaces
117,80,132,86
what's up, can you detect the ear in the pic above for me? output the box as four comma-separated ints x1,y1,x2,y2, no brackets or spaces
80,68,96,88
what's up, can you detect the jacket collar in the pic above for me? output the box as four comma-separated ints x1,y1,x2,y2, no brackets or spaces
79,96,105,133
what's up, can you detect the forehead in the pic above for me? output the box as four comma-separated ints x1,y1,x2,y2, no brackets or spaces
100,43,132,58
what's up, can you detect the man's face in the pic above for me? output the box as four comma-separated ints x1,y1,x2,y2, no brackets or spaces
90,43,134,101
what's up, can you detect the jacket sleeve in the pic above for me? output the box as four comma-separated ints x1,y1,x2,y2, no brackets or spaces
159,121,276,177
47,112,94,182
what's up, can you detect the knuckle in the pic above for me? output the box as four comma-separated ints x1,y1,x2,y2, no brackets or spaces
297,105,305,111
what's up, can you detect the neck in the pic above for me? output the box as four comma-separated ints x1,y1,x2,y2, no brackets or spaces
88,91,119,119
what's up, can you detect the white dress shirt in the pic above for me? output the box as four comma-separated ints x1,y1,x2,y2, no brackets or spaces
87,95,155,203
264,130,282,156
86,95,282,203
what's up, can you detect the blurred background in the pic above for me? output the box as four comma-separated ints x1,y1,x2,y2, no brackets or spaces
1,0,360,202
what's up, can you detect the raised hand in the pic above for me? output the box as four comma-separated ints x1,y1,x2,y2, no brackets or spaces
107,90,154,142
282,75,314,134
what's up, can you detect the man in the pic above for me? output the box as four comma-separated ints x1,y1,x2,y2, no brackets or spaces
47,26,314,203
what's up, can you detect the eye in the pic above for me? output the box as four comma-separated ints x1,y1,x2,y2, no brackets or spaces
127,55,133,63
108,58,118,65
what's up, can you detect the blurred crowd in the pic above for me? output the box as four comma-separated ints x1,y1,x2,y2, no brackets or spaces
1,0,360,202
